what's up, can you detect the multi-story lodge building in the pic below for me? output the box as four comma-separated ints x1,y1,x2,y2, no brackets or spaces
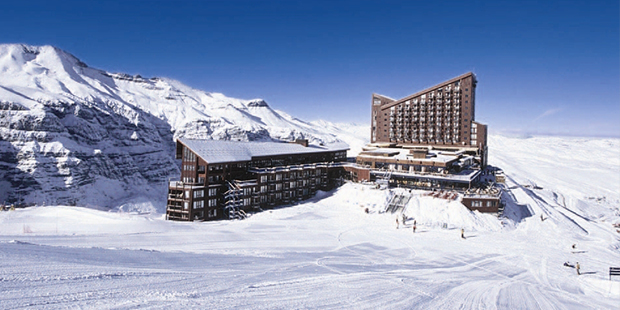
357,72,502,213
370,72,488,167
166,139,349,221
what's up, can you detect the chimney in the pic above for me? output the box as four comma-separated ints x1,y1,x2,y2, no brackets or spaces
293,139,309,147
410,148,428,159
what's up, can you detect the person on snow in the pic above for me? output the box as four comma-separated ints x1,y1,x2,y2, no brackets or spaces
402,213,406,225
576,262,581,275
461,228,465,239
396,218,399,229
413,223,417,233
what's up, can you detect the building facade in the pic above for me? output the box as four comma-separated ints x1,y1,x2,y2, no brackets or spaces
167,139,349,221
370,72,488,167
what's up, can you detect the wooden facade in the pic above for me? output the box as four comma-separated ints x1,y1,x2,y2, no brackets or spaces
167,139,349,221
462,194,502,213
370,72,488,167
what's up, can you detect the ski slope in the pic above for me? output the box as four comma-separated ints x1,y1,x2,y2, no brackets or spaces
0,134,619,309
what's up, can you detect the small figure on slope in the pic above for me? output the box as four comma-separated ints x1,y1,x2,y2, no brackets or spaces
402,213,406,225
461,228,465,239
396,218,399,229
576,262,581,275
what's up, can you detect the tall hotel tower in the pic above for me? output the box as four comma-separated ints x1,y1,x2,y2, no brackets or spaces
370,72,488,167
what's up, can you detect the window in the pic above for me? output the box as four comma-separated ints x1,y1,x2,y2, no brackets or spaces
276,174,282,181
193,200,204,209
244,198,251,206
276,193,282,199
208,199,217,207
487,201,494,207
244,188,251,196
260,175,267,183
184,202,189,210
261,185,267,193
276,183,282,191
194,190,204,198
472,201,482,207
208,209,217,218
290,181,296,188
185,190,190,199
209,188,217,196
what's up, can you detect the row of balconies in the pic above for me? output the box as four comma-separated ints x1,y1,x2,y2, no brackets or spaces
392,114,462,121
396,99,463,107
391,104,462,114
263,173,326,182
391,129,462,135
393,133,461,138
389,137,462,144
391,123,461,130
390,111,462,119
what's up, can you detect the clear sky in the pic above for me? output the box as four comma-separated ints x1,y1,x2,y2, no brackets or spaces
1,0,618,137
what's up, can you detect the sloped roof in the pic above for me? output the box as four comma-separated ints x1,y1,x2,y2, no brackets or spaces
179,139,350,164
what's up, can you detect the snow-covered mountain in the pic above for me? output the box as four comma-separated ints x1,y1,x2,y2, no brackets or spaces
0,44,368,210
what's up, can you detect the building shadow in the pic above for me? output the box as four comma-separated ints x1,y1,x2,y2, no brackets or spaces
501,188,533,222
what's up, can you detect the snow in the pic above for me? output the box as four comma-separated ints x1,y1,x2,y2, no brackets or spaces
0,44,366,208
181,138,349,164
1,134,619,309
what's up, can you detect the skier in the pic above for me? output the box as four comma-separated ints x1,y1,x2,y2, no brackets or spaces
364,207,369,214
396,218,399,229
576,262,581,275
402,213,406,225
461,228,465,239
413,223,417,233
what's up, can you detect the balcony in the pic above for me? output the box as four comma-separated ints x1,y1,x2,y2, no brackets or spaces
168,193,185,201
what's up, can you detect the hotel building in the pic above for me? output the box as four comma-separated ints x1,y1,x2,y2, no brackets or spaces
370,72,487,167
166,139,349,221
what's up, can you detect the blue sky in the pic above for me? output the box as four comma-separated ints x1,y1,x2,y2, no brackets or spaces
1,0,618,137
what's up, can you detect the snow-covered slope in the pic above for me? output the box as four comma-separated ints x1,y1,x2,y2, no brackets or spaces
0,44,367,209
0,135,618,308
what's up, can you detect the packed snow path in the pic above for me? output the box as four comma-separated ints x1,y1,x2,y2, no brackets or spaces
1,135,619,309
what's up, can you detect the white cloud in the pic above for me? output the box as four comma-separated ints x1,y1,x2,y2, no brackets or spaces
534,107,563,121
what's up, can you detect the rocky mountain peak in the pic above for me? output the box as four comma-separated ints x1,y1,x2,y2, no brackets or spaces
0,44,354,211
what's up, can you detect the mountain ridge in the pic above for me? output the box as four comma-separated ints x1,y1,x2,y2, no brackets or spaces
0,43,367,210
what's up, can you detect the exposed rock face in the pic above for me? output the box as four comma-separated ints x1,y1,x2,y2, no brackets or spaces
0,44,350,211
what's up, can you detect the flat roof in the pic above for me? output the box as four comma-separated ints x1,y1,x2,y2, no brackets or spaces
371,169,480,183
179,139,350,164
358,148,458,164
360,149,401,156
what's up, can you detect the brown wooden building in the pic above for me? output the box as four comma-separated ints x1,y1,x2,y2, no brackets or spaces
167,139,349,221
370,72,488,167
